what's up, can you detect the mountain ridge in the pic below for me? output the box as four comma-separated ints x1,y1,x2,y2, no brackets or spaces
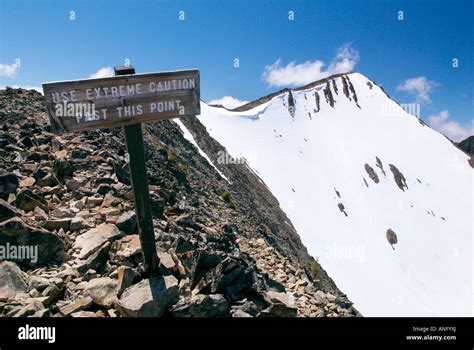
197,72,473,316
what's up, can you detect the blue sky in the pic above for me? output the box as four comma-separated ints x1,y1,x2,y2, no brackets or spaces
0,0,472,140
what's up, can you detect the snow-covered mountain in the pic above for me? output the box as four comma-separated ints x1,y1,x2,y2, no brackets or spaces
195,72,473,316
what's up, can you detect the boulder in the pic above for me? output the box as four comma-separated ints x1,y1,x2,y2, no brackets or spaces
117,275,179,317
0,217,66,264
74,224,121,259
116,211,137,234
32,309,51,317
82,269,97,282
59,297,93,316
115,165,130,185
15,188,48,212
96,184,112,196
102,193,121,207
193,257,260,302
0,198,19,221
266,290,289,302
116,235,141,261
53,158,74,180
173,294,230,317
76,242,111,274
172,236,195,254
36,174,59,187
71,150,90,159
260,290,298,317
0,261,28,301
14,299,45,317
386,228,398,250
232,309,253,317
28,276,50,292
157,252,177,274
84,277,118,308
0,173,19,200
19,176,36,188
65,179,81,191
70,218,84,231
41,218,71,232
116,266,136,297
41,284,61,306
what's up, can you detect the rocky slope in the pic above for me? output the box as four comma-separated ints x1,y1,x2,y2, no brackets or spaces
455,136,473,154
0,88,358,318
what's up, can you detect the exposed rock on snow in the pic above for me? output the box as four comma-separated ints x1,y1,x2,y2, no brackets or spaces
386,229,398,250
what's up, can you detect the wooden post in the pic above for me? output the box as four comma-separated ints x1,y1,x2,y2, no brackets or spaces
115,65,160,276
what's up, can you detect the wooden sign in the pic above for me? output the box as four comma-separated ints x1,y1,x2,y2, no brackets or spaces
42,69,200,134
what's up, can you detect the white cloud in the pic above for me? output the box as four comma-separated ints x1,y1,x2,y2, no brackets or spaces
262,43,359,87
0,63,18,78
397,77,437,104
428,110,473,142
0,85,43,94
208,96,249,109
89,67,114,79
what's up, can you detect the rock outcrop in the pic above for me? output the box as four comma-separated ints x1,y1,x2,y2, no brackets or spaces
0,88,358,318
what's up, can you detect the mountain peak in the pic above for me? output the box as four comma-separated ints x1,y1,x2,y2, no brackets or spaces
231,71,359,112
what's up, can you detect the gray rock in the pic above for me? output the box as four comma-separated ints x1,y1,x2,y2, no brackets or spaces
173,294,230,317
326,292,336,302
76,241,111,274
0,217,66,265
70,218,84,232
82,269,97,282
115,165,130,185
116,211,137,234
0,261,28,301
36,173,60,187
71,311,97,317
84,277,118,308
57,268,80,280
0,198,19,221
266,290,294,306
259,290,298,317
14,299,45,317
65,179,81,191
116,266,136,297
314,290,326,304
117,275,179,317
96,184,112,195
28,277,50,293
41,284,61,306
115,235,141,261
15,188,48,212
31,309,51,317
232,309,253,317
74,224,121,259
158,252,176,274
59,297,93,316
0,173,19,200
41,219,71,232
